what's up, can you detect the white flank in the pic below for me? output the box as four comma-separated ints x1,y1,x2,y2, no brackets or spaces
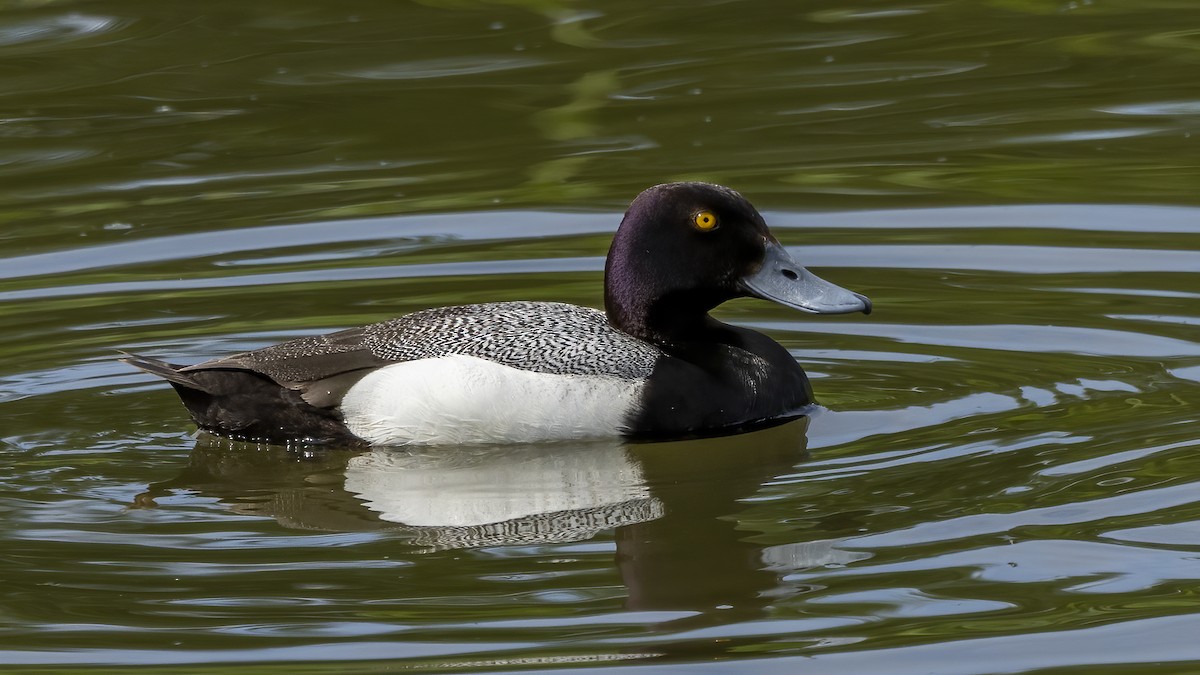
340,354,645,445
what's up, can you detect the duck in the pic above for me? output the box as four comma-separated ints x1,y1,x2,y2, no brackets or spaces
123,182,871,446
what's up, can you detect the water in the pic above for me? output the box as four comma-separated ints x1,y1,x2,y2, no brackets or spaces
3,0,1200,672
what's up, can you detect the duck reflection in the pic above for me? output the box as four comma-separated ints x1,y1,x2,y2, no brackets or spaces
344,441,664,550
136,418,866,619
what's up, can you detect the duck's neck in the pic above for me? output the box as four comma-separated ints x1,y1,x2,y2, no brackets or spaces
606,296,691,345
604,226,733,345
605,278,730,346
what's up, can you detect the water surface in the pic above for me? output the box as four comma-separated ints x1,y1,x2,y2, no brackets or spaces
3,0,1200,672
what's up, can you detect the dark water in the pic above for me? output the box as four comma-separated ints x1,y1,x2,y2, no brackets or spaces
3,0,1200,672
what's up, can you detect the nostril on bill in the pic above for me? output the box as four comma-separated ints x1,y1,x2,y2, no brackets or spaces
780,269,798,280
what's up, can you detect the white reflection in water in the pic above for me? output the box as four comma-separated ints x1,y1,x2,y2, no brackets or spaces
343,441,663,550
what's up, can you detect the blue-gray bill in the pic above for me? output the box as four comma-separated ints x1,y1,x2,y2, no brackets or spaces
741,240,872,315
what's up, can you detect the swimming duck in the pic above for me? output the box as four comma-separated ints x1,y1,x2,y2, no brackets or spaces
124,182,870,446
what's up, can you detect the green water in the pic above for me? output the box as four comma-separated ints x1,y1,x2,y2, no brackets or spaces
3,0,1200,672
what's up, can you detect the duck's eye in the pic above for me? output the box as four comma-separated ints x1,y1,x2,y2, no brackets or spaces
692,210,718,231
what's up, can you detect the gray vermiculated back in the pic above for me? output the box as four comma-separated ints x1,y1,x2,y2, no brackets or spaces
226,302,661,383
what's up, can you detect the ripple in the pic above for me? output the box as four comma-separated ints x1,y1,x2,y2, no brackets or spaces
1105,520,1200,546
10,528,383,550
0,211,610,281
802,613,1200,673
1108,313,1200,327
0,257,601,303
846,480,1200,548
342,57,544,81
1064,286,1200,299
1144,28,1200,51
1099,100,1200,116
779,99,896,115
0,148,97,169
777,61,985,88
1172,365,1200,383
0,639,526,667
808,587,1013,618
809,7,929,22
800,244,1200,273
1002,127,1164,145
0,14,119,49
785,204,1200,234
798,425,1078,472
778,31,902,50
210,620,404,638
803,539,1200,595
759,321,1200,358
266,56,544,86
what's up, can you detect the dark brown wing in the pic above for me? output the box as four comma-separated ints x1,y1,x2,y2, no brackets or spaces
180,325,389,406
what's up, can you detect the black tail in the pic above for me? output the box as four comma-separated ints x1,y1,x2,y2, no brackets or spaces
120,351,361,445
119,352,215,392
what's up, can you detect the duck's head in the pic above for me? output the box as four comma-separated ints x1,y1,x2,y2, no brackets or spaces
604,182,870,341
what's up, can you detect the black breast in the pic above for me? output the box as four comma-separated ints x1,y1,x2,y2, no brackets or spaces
627,324,813,438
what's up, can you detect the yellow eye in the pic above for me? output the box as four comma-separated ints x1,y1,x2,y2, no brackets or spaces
693,210,718,231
